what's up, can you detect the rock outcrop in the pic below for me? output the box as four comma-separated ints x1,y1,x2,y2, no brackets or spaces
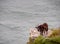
27,28,60,44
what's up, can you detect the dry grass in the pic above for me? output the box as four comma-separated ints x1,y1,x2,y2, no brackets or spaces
48,28,60,37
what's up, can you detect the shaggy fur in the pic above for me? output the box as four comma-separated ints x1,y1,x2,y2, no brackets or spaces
35,23,48,35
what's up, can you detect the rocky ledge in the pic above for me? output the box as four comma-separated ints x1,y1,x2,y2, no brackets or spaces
27,28,60,44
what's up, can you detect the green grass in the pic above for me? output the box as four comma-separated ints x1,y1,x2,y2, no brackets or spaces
33,36,60,44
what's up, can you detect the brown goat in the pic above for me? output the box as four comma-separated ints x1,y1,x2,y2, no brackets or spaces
35,23,48,35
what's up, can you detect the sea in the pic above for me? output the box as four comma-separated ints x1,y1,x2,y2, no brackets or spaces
0,0,60,44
